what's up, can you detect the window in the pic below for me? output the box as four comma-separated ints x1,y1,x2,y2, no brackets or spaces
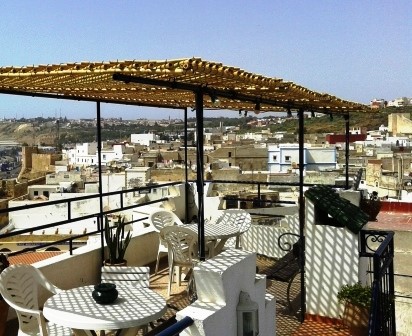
228,151,232,158
272,155,277,161
50,175,55,179
43,191,50,198
34,191,39,196
285,156,291,162
64,174,69,178
102,155,106,160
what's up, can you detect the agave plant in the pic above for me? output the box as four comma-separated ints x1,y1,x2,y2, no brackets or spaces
104,215,132,265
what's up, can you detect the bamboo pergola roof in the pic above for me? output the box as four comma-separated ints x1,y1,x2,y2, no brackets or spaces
0,57,370,114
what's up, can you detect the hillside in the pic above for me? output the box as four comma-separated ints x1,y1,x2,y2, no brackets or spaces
0,108,409,146
272,110,390,134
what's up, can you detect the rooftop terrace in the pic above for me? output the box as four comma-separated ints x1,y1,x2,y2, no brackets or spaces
6,254,354,336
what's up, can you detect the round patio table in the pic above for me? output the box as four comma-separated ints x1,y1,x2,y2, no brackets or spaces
184,222,240,257
43,284,167,336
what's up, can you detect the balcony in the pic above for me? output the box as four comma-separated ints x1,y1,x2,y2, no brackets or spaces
1,181,401,335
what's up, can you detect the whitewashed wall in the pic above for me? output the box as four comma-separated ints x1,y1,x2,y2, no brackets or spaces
243,206,299,259
305,198,360,318
178,249,276,336
9,193,100,234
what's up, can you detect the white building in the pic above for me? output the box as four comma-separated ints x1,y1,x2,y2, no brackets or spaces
366,130,385,142
101,144,125,165
64,143,98,167
387,97,410,108
64,142,126,167
130,133,158,147
267,144,337,173
27,185,60,200
239,131,271,142
370,98,385,109
125,167,151,188
46,171,84,188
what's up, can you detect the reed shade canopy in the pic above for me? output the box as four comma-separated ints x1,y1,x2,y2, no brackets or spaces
0,58,371,114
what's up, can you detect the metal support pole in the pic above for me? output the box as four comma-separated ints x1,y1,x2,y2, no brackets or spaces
184,107,189,224
96,102,105,265
344,114,350,189
195,90,206,261
298,108,306,322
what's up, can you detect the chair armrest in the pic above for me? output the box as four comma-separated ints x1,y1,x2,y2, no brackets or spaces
4,298,42,316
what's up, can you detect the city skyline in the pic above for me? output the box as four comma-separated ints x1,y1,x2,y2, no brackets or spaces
0,1,410,120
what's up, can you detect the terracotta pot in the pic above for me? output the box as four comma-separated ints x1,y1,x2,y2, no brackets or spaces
342,302,369,336
360,199,381,221
0,300,9,336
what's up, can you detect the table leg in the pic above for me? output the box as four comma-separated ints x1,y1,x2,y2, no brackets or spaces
206,238,217,258
213,238,229,256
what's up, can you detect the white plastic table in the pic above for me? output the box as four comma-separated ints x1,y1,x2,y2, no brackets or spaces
43,285,167,336
184,222,240,257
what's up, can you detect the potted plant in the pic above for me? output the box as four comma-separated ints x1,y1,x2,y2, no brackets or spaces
360,190,381,221
104,215,132,266
337,282,371,336
0,253,10,336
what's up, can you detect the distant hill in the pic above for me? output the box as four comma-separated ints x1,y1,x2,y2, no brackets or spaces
0,108,408,146
270,108,412,135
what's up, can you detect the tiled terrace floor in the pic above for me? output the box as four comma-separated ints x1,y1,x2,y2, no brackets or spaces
6,254,351,336
144,254,351,336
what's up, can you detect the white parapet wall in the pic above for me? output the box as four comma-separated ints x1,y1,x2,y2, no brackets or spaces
177,249,276,336
305,197,363,319
243,206,299,259
6,228,159,323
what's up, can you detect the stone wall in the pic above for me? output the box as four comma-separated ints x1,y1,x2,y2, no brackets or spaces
150,169,196,182
388,113,412,136
21,145,38,169
365,159,382,187
212,169,242,181
1,176,45,199
32,153,60,172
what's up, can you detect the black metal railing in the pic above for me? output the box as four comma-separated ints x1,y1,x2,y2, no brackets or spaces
0,181,181,256
1,179,305,257
360,230,396,335
145,316,194,336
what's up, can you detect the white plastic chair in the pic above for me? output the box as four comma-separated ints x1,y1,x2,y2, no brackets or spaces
215,209,252,248
150,210,184,274
160,225,198,297
0,264,72,336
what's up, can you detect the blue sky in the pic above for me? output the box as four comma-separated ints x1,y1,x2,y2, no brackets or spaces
0,1,410,120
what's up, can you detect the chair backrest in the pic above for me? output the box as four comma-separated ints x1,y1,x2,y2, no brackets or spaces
101,266,150,287
0,264,61,336
159,226,198,267
150,210,183,232
215,209,252,233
